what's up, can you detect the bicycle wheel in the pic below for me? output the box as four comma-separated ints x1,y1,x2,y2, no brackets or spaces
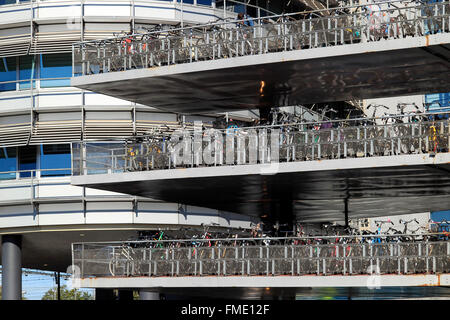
267,28,283,52
109,257,119,276
125,260,136,277
194,37,211,61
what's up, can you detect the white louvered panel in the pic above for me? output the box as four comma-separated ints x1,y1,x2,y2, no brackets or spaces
83,119,134,140
0,35,30,58
30,32,81,54
135,120,181,135
83,31,119,41
29,120,82,144
29,30,81,55
0,122,30,147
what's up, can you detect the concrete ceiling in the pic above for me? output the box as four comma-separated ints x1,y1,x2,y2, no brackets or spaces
71,153,450,224
0,229,139,272
72,35,450,114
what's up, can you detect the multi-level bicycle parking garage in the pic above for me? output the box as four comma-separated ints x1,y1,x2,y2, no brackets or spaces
71,0,450,113
2,0,450,300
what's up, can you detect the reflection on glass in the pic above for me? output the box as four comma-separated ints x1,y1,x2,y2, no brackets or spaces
0,0,17,5
40,53,72,88
0,147,17,180
19,145,36,178
0,57,16,92
40,144,71,176
197,0,213,5
19,55,37,90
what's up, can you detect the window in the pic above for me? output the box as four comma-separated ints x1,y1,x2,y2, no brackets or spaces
197,0,213,6
233,4,245,13
40,53,72,88
18,145,37,178
18,55,37,90
1,54,72,91
0,0,17,5
0,147,17,180
0,57,16,92
40,144,71,176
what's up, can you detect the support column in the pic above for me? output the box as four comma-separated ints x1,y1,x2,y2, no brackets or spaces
117,289,134,301
139,290,160,300
270,199,294,236
95,288,116,300
259,106,272,124
344,198,349,228
1,235,22,300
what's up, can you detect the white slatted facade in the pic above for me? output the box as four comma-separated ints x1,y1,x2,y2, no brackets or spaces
29,110,82,144
29,29,80,55
0,1,240,147
135,110,181,136
0,26,31,58
0,108,221,147
83,109,134,140
0,113,31,147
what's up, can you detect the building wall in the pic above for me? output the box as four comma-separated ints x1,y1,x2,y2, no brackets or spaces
367,212,431,234
0,0,262,234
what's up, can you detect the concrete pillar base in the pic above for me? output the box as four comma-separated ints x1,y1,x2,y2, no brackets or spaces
95,289,116,300
139,290,160,300
1,235,22,300
117,289,134,301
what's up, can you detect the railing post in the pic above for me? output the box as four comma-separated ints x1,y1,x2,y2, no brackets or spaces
343,245,348,275
419,122,422,153
447,118,450,151
433,256,436,273
81,243,85,278
316,246,320,275
149,249,152,276
194,248,198,275
349,258,352,274
376,257,380,274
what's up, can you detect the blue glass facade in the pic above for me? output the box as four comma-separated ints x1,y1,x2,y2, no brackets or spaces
19,145,37,178
0,147,17,180
0,54,72,91
431,211,450,232
424,92,450,111
0,144,71,178
18,55,37,90
40,144,71,176
0,57,16,91
0,0,17,4
40,53,72,88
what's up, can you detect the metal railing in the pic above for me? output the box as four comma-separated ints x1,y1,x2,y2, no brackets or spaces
72,235,450,278
0,167,72,181
71,111,450,175
73,0,450,76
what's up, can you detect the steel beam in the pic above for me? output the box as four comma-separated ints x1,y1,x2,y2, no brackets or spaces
78,274,450,288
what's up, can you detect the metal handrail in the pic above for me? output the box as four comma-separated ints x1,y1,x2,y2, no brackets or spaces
73,233,450,246
0,167,72,179
72,112,450,174
0,77,71,86
73,0,450,76
72,238,450,277
71,0,413,46
65,110,450,137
